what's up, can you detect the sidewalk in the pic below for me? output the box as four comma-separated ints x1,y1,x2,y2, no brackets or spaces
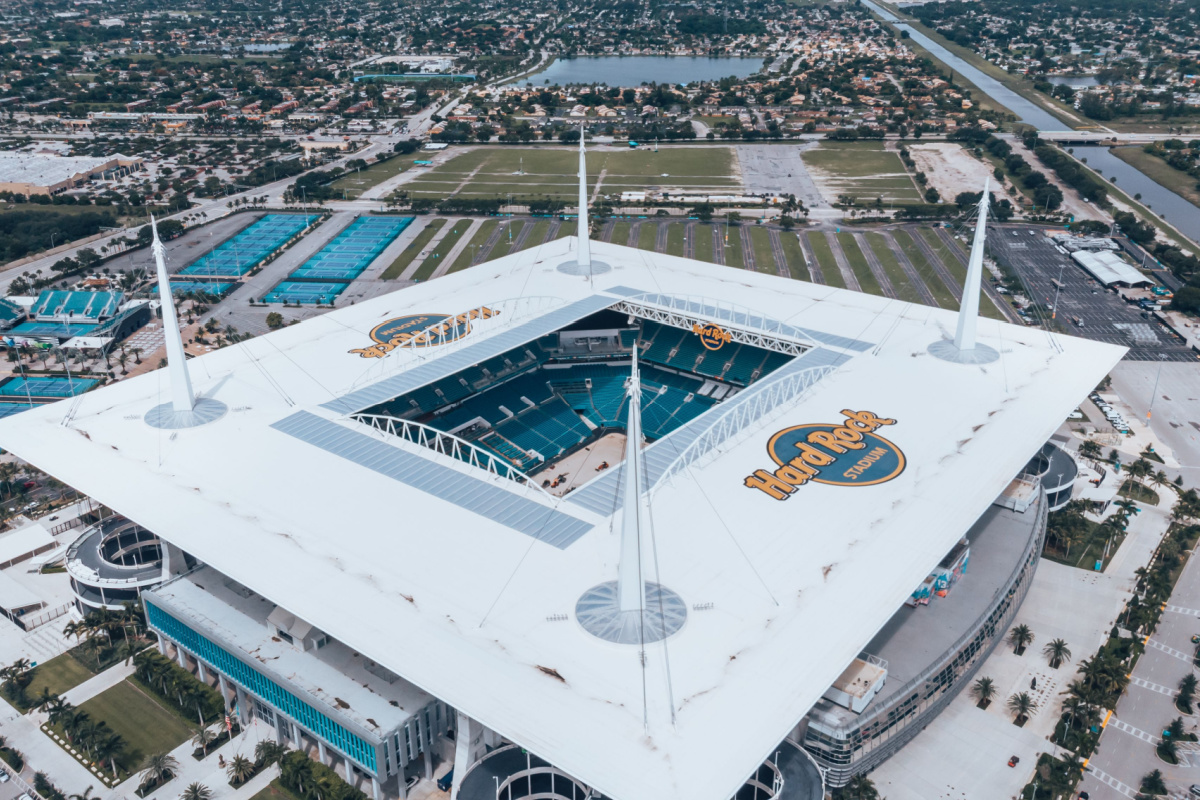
61,662,135,707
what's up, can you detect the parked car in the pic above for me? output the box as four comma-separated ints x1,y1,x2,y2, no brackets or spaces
0,769,10,783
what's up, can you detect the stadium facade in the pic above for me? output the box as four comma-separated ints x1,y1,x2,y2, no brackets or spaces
0,155,1124,800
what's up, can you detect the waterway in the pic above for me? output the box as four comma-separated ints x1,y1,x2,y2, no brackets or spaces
1072,146,1200,243
1046,75,1099,88
508,55,764,87
860,0,1066,131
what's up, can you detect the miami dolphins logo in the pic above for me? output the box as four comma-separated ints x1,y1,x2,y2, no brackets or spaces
349,307,498,358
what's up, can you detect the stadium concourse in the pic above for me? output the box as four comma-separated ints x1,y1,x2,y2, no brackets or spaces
0,167,1124,800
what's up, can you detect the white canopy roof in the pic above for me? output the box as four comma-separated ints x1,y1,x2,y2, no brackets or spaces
1071,249,1153,286
0,236,1124,800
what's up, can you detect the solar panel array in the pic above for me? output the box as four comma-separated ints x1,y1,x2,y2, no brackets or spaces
181,214,313,278
263,216,412,305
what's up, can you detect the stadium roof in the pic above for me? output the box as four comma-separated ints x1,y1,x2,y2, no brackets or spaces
0,235,1124,800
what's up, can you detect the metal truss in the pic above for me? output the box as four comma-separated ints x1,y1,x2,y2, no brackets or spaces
654,363,837,491
613,294,817,356
351,412,555,501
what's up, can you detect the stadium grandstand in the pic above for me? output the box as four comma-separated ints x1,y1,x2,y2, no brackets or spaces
5,288,148,344
0,146,1126,800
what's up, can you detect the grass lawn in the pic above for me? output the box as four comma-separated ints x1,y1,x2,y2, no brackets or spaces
724,227,746,269
448,219,498,273
806,232,844,288
666,223,686,257
748,227,776,273
410,146,739,202
803,141,922,203
694,224,716,263
917,228,1005,320
26,653,93,699
251,780,303,800
1112,146,1200,209
412,219,471,281
381,218,444,280
891,229,958,308
515,220,550,252
1118,480,1160,506
777,230,810,281
501,220,526,254
866,232,923,304
637,221,658,251
71,679,197,781
837,232,882,296
609,221,631,245
550,220,572,240
330,155,422,197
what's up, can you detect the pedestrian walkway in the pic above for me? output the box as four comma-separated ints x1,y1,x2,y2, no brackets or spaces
61,662,134,706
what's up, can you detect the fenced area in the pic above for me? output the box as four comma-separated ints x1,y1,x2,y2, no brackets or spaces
181,213,314,277
0,376,99,398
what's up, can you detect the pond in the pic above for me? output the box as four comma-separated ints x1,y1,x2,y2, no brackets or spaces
509,55,765,87
1046,76,1100,88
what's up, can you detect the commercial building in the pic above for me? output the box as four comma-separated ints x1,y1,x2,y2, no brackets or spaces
0,158,1123,800
0,151,143,197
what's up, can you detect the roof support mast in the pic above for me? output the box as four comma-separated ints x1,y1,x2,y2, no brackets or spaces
152,216,195,413
143,216,227,429
928,178,999,365
577,123,591,269
617,343,645,613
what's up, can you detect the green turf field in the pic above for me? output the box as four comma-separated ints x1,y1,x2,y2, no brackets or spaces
667,224,686,257
803,141,922,203
404,146,739,201
609,221,631,245
637,222,658,251
381,218,444,280
330,154,423,196
694,224,715,263
448,219,498,273
748,227,775,274
865,232,924,304
891,229,958,308
74,679,197,780
25,654,92,701
516,220,550,251
724,227,745,269
777,230,810,281
916,227,1004,319
502,220,526,254
413,220,470,281
806,232,844,287
836,232,883,296
551,220,572,239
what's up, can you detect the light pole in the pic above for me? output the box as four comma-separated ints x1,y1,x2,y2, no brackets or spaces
1051,261,1064,320
1146,353,1168,424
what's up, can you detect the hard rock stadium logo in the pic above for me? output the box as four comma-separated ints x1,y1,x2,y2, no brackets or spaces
349,307,499,359
691,321,731,351
745,410,904,500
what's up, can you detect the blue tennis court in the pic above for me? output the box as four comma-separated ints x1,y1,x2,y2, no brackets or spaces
171,281,235,298
261,282,348,305
181,214,314,278
8,321,98,337
0,376,99,398
0,403,34,419
288,216,412,281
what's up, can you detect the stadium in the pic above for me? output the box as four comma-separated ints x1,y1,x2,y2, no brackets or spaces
0,148,1124,800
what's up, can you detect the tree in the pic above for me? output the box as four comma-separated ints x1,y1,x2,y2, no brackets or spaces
840,774,880,800
1044,638,1072,669
266,312,285,330
1079,440,1102,460
181,783,213,800
1179,673,1198,714
193,728,217,758
924,187,940,203
1007,691,1037,724
69,785,102,800
1140,769,1167,796
971,676,996,708
92,731,125,779
140,752,180,789
254,740,287,767
228,754,256,786
1008,624,1034,655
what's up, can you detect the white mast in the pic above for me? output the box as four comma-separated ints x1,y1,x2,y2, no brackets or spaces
151,217,195,413
577,124,592,269
954,178,990,353
617,343,645,613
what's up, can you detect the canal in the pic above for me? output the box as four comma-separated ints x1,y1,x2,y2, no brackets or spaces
508,55,764,87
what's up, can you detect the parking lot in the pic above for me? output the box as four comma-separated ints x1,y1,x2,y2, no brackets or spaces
988,225,1196,362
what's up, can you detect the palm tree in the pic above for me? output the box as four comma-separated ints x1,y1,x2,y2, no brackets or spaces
971,676,996,708
27,687,58,714
1179,673,1198,713
69,785,102,800
1044,638,1072,669
280,754,313,795
1007,691,1037,724
253,740,287,767
179,682,209,728
228,754,256,786
140,752,180,790
1141,768,1168,796
180,783,213,800
93,731,125,779
842,774,880,800
193,728,217,758
1008,624,1034,655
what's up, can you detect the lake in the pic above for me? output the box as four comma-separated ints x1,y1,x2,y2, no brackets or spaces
509,56,765,87
1046,76,1100,88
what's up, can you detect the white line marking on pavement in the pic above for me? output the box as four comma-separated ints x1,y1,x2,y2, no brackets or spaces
1149,638,1194,662
1110,717,1160,743
1086,765,1137,798
1167,605,1200,616
1131,676,1179,697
